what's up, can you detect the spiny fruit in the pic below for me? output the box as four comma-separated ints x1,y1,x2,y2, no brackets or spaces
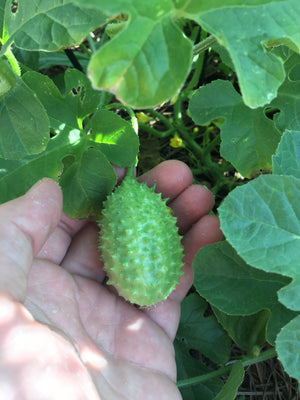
98,175,184,307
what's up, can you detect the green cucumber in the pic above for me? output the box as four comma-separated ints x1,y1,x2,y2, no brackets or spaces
98,174,184,307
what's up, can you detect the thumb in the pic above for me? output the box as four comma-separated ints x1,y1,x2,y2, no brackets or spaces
0,178,62,301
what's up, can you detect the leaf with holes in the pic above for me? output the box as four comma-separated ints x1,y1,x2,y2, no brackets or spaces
0,69,139,217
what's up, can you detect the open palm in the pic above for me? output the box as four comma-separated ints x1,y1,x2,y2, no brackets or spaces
0,161,222,400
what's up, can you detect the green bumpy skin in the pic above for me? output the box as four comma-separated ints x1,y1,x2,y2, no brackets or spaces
98,175,184,307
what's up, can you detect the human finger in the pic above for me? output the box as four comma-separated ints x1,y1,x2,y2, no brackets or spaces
168,184,215,234
61,222,106,282
137,160,193,200
0,178,62,301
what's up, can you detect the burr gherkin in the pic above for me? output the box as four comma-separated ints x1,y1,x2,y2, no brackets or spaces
98,175,184,307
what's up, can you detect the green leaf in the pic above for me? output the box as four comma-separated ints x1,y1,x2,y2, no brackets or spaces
22,71,79,132
175,338,223,400
189,0,300,108
176,293,231,365
0,132,71,202
193,241,297,344
188,80,281,177
0,131,117,218
63,69,103,121
0,78,49,159
218,174,300,312
59,146,117,218
91,109,139,167
1,70,139,216
213,361,244,400
173,0,284,16
212,308,269,352
23,71,138,169
272,130,300,178
1,0,107,51
270,52,300,133
22,69,106,133
74,0,193,108
276,314,300,381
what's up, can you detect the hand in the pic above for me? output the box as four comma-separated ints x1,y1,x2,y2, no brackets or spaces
0,160,222,400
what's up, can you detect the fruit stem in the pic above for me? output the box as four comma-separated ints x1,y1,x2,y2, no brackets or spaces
125,164,135,178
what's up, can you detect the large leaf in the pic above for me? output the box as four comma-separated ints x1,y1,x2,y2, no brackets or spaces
188,80,281,177
193,241,298,345
74,0,193,108
218,174,300,312
276,314,300,381
0,77,49,159
1,0,107,51
183,0,300,108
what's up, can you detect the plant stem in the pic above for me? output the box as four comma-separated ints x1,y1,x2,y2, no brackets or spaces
87,34,96,53
79,43,92,56
105,102,138,133
145,108,173,129
193,35,217,56
138,122,175,138
175,124,204,159
177,348,277,388
4,47,21,76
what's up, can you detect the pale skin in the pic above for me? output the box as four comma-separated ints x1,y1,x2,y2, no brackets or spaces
0,160,223,400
